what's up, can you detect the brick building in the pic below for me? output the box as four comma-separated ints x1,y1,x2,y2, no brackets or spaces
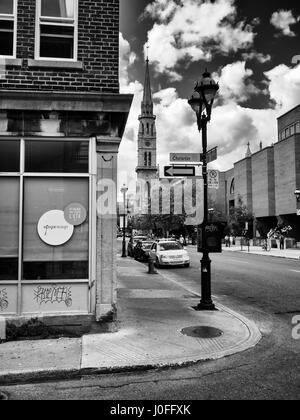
212,105,300,245
0,0,133,331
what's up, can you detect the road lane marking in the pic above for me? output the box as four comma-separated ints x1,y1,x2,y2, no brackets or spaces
226,260,252,265
289,270,300,274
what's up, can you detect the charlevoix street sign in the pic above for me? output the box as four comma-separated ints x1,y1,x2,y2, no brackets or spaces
164,166,196,177
170,147,218,165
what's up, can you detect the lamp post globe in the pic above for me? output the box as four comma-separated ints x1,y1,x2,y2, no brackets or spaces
188,69,219,311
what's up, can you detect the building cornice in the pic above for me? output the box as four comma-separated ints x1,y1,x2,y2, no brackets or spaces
0,90,133,113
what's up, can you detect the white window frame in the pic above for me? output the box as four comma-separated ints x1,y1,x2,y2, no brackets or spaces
35,0,78,62
0,0,17,59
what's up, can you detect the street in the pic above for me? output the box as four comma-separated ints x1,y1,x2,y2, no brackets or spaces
1,248,299,400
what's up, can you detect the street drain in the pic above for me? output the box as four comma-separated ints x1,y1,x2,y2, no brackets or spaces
0,391,8,400
181,326,223,339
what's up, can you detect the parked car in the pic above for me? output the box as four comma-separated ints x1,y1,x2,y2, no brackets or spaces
149,241,190,268
127,236,148,257
134,241,154,262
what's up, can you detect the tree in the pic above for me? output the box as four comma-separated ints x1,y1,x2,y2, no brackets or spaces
228,195,254,237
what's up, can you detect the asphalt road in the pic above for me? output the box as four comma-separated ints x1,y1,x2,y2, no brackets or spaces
1,248,300,400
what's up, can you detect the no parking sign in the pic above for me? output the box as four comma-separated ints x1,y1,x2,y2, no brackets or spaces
208,170,219,190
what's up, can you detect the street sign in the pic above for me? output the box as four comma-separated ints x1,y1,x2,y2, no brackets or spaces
200,147,218,164
170,153,201,163
208,170,219,189
164,166,196,177
207,147,218,164
297,209,300,216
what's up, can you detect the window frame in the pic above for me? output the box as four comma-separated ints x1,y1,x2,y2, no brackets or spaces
0,0,17,59
35,0,79,62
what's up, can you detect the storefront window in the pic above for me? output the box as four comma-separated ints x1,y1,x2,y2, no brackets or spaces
25,140,89,173
0,177,19,280
23,177,89,280
0,140,20,172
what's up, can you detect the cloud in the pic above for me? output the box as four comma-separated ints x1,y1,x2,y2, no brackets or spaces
215,61,260,103
264,63,300,111
270,10,300,37
119,32,137,93
143,0,258,81
242,51,271,64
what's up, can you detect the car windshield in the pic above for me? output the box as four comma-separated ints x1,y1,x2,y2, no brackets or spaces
142,242,153,250
159,243,183,251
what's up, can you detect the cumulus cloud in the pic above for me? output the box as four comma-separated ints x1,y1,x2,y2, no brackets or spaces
264,63,300,111
215,62,260,103
270,10,300,37
119,32,137,93
143,0,258,81
242,51,271,64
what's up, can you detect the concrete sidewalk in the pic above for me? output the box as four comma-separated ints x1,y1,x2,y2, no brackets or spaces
0,257,261,385
223,245,300,260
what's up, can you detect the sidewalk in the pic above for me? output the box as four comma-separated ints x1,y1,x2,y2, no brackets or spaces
0,257,261,385
223,245,300,260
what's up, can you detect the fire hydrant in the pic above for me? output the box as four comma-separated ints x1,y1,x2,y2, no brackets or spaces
148,257,158,275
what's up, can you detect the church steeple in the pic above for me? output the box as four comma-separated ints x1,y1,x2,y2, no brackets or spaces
141,58,154,117
136,55,158,181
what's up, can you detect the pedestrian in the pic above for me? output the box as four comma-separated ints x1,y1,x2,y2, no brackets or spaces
280,235,285,250
229,235,233,247
179,235,184,246
225,235,229,247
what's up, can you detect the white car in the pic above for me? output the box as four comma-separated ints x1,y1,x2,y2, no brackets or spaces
149,241,190,268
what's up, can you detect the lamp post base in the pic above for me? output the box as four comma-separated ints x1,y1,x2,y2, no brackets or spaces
196,301,217,311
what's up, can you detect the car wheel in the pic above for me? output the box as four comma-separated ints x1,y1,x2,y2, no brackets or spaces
184,263,190,268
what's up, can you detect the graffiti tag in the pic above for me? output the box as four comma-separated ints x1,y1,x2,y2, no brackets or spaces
0,289,8,312
34,286,73,307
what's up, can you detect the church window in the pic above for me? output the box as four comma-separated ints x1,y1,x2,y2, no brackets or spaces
148,153,152,167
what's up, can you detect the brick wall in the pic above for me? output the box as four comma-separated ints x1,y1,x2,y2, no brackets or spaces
0,0,119,93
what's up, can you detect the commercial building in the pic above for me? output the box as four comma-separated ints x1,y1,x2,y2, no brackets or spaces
0,0,133,330
212,105,300,244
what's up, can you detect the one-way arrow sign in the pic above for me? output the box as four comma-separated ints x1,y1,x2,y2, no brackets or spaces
164,166,196,177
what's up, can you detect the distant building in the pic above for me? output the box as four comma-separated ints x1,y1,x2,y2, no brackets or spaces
0,0,133,331
212,105,300,243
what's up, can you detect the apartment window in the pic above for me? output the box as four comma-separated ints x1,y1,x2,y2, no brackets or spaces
36,0,78,60
296,122,300,134
0,0,17,57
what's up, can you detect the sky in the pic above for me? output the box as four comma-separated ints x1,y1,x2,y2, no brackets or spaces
118,0,300,190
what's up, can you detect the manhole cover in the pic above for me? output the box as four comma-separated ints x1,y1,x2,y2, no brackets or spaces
181,326,223,339
0,391,8,400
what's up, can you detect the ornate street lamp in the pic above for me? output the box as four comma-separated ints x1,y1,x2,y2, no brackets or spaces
188,70,219,311
121,184,129,258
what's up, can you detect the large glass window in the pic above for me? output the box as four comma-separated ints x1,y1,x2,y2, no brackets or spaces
0,140,20,172
0,0,16,57
25,140,89,173
23,177,89,280
37,0,78,60
0,177,19,280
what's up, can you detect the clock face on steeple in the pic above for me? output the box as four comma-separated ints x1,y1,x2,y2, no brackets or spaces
145,141,151,147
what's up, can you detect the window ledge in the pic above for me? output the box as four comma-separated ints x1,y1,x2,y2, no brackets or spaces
28,59,84,70
0,58,22,67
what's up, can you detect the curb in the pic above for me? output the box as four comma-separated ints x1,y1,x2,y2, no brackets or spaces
223,249,300,261
0,307,262,387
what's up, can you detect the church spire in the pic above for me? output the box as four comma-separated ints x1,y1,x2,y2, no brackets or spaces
141,54,153,116
246,142,252,158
